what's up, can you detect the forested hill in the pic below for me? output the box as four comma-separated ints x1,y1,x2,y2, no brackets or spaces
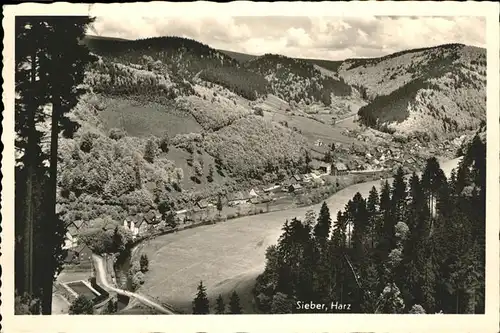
244,53,353,106
347,44,486,139
83,35,269,101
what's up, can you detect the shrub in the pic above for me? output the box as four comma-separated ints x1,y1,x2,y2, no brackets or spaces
130,271,145,291
144,138,158,163
108,128,126,141
159,132,170,152
69,295,94,315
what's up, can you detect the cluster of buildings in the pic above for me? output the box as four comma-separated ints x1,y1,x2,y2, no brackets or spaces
63,220,93,267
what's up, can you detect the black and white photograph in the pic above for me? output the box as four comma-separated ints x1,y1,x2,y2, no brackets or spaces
1,2,499,333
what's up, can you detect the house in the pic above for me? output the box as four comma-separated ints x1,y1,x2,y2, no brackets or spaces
249,189,259,197
312,177,325,186
143,211,161,225
288,183,303,193
75,243,93,265
123,218,140,238
260,194,273,203
288,174,303,186
263,185,281,193
310,160,332,175
64,250,79,265
63,231,78,250
302,174,312,183
228,191,251,206
250,197,260,205
72,220,88,231
314,139,324,147
333,162,348,176
196,199,212,210
63,223,79,250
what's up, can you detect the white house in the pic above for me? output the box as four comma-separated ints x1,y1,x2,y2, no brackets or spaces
63,231,78,250
123,219,140,238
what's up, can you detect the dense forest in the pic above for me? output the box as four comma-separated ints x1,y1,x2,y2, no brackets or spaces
245,53,352,106
84,36,270,102
253,134,485,314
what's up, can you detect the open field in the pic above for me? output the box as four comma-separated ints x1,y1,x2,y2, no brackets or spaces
99,97,202,137
137,157,462,313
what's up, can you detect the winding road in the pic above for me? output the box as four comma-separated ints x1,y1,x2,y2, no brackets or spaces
92,254,175,314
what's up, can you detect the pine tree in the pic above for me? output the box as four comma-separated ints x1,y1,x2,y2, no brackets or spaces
313,202,331,247
43,17,96,313
216,195,223,216
421,157,447,227
229,291,242,314
16,16,96,314
215,294,225,314
391,166,407,224
112,226,124,253
351,192,369,263
192,281,210,314
378,180,394,252
140,254,149,273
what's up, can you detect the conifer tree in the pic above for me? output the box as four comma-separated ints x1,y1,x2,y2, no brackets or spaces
16,16,96,314
140,254,149,273
313,202,331,248
391,166,407,224
366,186,380,248
229,291,242,314
379,180,394,253
215,294,225,314
192,281,210,314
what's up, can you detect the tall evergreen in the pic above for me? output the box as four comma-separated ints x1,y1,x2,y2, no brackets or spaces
313,202,331,248
192,281,210,314
229,291,242,314
378,180,393,256
215,294,225,314
350,192,369,263
391,166,407,224
366,186,380,249
15,16,96,314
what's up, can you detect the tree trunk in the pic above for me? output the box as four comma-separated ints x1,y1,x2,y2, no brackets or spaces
22,50,38,296
41,88,61,315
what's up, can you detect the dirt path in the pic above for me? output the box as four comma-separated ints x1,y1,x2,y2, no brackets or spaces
92,254,175,314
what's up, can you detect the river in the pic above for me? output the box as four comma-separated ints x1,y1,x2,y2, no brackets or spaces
130,156,463,314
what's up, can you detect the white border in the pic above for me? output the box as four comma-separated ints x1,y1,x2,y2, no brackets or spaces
2,2,499,333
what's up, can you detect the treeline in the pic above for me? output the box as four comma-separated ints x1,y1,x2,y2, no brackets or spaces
84,35,239,74
86,36,276,103
246,54,352,106
192,281,243,314
253,135,485,314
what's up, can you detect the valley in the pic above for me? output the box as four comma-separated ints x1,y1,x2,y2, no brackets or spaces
133,157,462,314
54,35,486,315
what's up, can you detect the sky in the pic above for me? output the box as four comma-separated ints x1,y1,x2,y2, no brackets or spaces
90,16,486,60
